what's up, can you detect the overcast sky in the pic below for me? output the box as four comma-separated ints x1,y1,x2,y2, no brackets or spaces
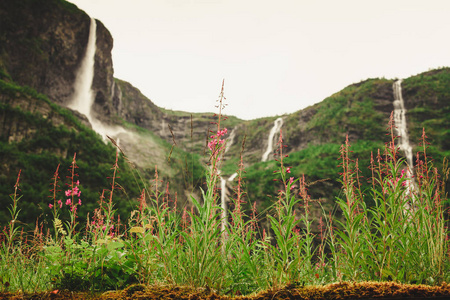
69,0,450,120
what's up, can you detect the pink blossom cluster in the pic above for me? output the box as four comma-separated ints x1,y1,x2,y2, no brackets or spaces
49,180,82,211
65,181,81,197
208,128,228,151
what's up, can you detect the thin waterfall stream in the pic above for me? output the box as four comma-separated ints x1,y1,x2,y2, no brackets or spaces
393,79,416,208
262,117,283,162
393,79,414,170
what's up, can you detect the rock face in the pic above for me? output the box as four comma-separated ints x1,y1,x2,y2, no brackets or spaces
0,0,87,104
91,19,117,124
116,79,162,132
0,0,117,124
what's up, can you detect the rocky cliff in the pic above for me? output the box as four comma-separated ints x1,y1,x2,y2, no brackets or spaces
0,0,117,124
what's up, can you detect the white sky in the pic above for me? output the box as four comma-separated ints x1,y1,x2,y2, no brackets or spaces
69,0,450,120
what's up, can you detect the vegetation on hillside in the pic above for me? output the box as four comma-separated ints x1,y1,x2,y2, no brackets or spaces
0,79,205,228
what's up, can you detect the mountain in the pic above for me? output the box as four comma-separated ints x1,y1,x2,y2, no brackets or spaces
0,0,448,231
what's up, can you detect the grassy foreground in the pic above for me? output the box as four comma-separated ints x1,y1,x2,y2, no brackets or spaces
0,85,449,298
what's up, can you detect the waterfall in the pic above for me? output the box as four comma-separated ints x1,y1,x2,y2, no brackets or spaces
68,17,126,141
393,80,414,170
262,117,283,162
69,17,97,125
393,80,416,210
228,172,238,181
224,128,236,153
220,177,227,233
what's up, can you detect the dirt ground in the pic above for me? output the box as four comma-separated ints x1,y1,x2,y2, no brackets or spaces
1,281,450,299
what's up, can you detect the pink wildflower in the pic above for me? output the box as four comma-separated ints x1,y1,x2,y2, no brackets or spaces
289,177,294,184
78,199,82,205
208,140,217,151
58,199,62,208
65,190,71,197
217,128,228,137
66,199,71,206
49,203,53,209
286,167,291,173
208,128,228,151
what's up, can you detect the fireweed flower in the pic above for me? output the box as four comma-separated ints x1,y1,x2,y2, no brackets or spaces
66,199,71,206
286,167,291,173
57,199,62,208
49,203,53,209
217,128,228,137
72,186,79,195
208,128,227,151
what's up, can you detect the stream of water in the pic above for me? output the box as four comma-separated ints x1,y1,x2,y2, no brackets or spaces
68,18,96,121
393,79,414,170
262,117,283,162
393,80,416,209
68,17,126,142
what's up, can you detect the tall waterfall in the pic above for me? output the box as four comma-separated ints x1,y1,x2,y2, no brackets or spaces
262,117,283,162
68,17,125,141
69,17,97,124
393,80,416,211
393,80,414,170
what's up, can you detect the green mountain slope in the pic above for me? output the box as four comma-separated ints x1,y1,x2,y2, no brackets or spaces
0,78,206,228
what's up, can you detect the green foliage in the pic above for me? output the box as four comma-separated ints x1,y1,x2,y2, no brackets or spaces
334,133,448,284
304,79,388,143
44,237,138,291
404,68,450,151
0,80,141,228
245,140,384,213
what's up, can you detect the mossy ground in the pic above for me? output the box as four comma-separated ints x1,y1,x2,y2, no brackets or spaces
2,282,450,300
